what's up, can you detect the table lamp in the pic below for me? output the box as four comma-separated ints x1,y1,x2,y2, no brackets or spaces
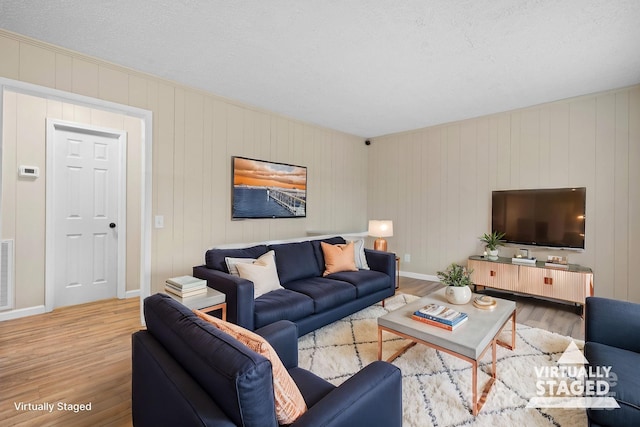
368,220,393,251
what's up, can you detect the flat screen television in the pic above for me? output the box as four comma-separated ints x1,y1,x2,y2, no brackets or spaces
231,156,307,219
491,187,586,250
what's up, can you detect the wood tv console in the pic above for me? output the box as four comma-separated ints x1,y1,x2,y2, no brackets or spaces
467,256,594,313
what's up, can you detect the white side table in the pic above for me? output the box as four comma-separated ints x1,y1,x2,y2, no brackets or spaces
165,287,227,320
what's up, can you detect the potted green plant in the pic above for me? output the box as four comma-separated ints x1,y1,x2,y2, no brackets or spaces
479,231,506,260
437,263,473,304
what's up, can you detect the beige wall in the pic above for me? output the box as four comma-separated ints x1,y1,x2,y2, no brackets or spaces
0,30,368,312
2,28,638,314
369,86,640,302
2,91,143,308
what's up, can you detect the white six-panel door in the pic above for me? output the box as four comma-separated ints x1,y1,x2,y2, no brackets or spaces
46,120,126,309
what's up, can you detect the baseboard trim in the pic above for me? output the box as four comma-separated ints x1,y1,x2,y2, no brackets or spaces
0,291,140,322
125,289,140,299
399,270,440,282
0,305,46,322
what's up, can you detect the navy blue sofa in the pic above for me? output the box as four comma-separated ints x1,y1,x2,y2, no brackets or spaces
585,297,640,427
193,236,396,336
132,294,403,427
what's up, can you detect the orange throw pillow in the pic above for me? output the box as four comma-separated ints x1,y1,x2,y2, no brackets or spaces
193,310,307,424
320,241,358,276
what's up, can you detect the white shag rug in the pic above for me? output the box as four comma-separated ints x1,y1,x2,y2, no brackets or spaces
298,294,588,427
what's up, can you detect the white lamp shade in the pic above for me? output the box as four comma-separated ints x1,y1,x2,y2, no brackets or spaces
368,220,393,237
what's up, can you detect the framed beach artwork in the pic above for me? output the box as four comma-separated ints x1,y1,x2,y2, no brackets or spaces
231,156,307,219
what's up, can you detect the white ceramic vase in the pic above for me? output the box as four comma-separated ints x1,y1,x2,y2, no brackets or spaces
445,285,472,305
488,249,499,260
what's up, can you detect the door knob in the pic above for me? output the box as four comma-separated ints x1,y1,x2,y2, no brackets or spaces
109,223,116,228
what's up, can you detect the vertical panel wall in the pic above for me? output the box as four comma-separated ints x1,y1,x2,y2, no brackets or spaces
369,86,640,302
2,92,144,308
0,29,368,312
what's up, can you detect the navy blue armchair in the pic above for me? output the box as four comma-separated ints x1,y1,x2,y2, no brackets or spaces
132,294,402,427
585,297,640,427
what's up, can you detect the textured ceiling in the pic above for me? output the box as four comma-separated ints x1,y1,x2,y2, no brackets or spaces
1,1,639,137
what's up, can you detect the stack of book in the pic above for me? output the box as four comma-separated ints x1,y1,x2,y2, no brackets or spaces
165,276,207,298
411,304,468,331
511,256,537,265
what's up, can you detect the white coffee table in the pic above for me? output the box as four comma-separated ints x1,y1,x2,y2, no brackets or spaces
165,287,227,320
377,288,516,415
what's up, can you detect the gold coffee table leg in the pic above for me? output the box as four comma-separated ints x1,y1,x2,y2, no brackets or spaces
472,338,498,416
379,320,511,416
378,326,416,362
496,310,516,350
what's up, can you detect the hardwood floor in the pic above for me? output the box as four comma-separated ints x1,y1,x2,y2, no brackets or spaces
0,298,141,427
0,279,584,426
398,277,585,340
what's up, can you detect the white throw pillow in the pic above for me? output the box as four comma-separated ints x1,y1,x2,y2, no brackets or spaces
225,256,256,276
349,239,370,270
235,250,283,298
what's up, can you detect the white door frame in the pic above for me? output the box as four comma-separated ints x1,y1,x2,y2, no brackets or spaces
45,119,127,310
0,77,152,323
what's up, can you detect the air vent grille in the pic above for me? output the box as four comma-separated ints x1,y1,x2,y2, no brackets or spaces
1,239,15,310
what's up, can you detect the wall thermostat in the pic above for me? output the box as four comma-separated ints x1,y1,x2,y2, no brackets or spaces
19,165,40,178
